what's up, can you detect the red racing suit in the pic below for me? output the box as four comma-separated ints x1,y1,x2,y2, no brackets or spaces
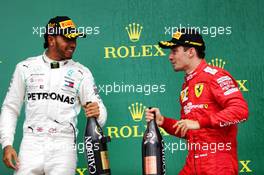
161,60,249,175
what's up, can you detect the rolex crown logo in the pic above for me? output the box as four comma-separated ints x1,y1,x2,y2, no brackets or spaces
125,23,143,42
128,102,146,122
208,58,226,69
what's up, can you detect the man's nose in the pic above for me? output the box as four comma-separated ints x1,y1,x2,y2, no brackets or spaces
169,53,174,61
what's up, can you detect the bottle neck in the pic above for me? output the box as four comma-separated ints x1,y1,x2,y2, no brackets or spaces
87,117,98,124
148,115,157,129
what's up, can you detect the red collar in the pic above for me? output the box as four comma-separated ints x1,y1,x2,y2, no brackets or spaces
184,60,207,81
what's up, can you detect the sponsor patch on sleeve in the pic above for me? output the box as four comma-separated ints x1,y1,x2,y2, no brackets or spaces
216,75,238,95
224,87,239,95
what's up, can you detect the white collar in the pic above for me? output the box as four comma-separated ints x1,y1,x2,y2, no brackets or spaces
42,50,72,68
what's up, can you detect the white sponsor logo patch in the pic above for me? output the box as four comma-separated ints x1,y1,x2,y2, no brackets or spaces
220,118,247,127
224,87,239,96
217,76,232,83
204,67,218,75
183,102,208,114
216,75,237,94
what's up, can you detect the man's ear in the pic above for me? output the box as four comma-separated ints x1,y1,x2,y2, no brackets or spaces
48,35,55,47
188,47,196,58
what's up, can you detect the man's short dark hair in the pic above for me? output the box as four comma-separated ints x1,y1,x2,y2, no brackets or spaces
183,46,205,59
159,28,206,58
43,16,86,49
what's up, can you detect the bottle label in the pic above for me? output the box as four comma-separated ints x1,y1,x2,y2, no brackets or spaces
85,136,97,174
101,151,110,170
144,131,156,145
95,126,103,139
144,156,157,174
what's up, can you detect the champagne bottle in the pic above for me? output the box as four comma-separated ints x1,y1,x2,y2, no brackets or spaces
142,108,166,175
84,102,111,175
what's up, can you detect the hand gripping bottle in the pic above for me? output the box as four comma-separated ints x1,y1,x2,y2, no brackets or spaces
84,102,111,175
142,108,165,175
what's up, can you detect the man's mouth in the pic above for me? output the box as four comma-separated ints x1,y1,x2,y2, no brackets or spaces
66,49,74,53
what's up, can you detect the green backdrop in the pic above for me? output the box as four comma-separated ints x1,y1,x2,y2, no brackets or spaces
0,0,263,174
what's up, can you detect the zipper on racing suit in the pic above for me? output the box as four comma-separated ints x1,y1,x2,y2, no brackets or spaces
54,120,77,144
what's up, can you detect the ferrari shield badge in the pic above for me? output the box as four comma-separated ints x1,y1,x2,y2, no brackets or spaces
195,83,204,98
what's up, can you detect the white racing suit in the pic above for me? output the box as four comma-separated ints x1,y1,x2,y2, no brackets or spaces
0,52,107,175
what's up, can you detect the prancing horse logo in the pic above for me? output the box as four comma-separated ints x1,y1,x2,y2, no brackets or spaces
195,83,204,98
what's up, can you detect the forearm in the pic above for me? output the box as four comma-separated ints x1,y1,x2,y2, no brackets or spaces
0,109,18,149
97,101,107,127
198,99,249,128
